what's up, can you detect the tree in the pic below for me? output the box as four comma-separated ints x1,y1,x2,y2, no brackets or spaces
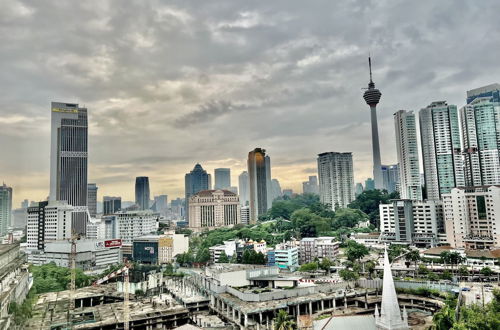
339,269,359,281
440,251,451,269
274,310,297,330
242,250,266,265
332,208,369,230
345,240,369,262
348,189,398,227
298,262,319,272
480,267,493,277
319,258,333,274
432,305,456,330
388,244,407,263
458,266,469,279
195,248,211,263
218,251,230,263
405,249,421,276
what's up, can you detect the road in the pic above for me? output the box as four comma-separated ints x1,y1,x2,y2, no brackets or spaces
461,283,495,306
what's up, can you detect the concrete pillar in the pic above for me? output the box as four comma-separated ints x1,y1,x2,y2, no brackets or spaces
259,312,263,324
333,298,336,311
309,301,312,315
244,314,248,327
296,304,300,324
321,300,324,311
233,307,236,321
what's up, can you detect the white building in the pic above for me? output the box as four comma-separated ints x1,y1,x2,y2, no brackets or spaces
419,102,464,200
379,200,444,247
317,152,355,210
28,238,122,271
238,171,250,206
209,240,239,263
188,190,240,231
443,186,500,249
394,110,422,201
240,206,250,225
299,237,340,264
86,217,106,240
114,210,159,244
26,201,73,251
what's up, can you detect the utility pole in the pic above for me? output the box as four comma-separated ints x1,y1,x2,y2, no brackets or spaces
68,231,78,328
124,262,130,330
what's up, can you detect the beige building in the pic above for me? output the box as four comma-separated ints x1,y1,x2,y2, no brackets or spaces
188,190,241,231
443,186,500,249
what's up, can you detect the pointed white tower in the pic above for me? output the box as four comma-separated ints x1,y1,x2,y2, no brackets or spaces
375,247,410,330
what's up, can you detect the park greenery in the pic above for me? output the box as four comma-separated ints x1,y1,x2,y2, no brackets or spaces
432,289,500,329
273,310,297,330
30,262,95,294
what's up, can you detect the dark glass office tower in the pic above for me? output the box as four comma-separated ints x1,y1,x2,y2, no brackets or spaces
248,148,268,223
185,164,209,220
135,177,150,210
50,102,88,235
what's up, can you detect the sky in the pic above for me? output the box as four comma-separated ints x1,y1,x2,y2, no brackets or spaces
1,0,500,206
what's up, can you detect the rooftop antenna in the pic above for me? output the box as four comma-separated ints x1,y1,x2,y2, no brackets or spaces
368,55,373,83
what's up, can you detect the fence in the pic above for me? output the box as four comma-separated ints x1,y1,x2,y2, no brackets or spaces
356,279,459,292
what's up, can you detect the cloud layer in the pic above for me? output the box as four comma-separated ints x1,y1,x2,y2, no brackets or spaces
1,0,500,205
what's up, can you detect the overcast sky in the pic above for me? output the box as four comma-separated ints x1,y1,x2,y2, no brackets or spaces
1,0,500,206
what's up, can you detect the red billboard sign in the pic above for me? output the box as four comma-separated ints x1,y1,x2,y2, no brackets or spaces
105,239,122,248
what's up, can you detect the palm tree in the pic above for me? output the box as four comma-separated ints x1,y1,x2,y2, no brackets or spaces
405,249,421,278
432,305,455,330
274,310,297,330
440,251,451,270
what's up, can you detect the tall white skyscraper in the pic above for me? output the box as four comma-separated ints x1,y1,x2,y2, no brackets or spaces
317,152,355,210
238,171,250,206
0,183,13,236
419,101,464,200
394,110,422,200
50,102,88,235
363,57,384,190
214,168,231,189
461,84,500,186
248,148,269,223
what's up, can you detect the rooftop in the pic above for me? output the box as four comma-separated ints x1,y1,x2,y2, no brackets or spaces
194,189,237,197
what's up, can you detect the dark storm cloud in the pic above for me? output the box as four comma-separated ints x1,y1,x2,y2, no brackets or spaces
2,0,500,203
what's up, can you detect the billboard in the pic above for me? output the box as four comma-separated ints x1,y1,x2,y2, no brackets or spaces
105,239,122,248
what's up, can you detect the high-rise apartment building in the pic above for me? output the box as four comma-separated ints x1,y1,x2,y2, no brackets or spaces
394,110,422,200
381,164,399,194
214,168,231,189
299,237,340,264
50,102,88,235
379,200,445,247
302,176,319,194
419,101,464,200
461,84,500,186
317,152,355,210
363,57,384,190
443,186,500,249
238,171,250,206
111,210,159,244
87,183,98,217
135,177,150,210
355,183,364,196
26,201,73,250
188,190,240,231
185,164,209,220
0,184,13,235
103,196,121,215
248,148,269,223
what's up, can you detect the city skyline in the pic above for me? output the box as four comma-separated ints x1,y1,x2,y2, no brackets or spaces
2,1,500,206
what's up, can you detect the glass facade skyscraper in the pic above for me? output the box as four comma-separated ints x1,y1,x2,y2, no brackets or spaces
248,148,269,223
461,84,500,186
49,102,88,235
419,101,464,200
184,164,209,220
214,168,231,189
135,176,150,210
0,183,12,236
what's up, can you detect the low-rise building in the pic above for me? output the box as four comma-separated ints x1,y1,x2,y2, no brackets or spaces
113,210,159,244
28,239,122,271
267,242,298,270
299,237,339,264
188,190,241,231
133,232,189,264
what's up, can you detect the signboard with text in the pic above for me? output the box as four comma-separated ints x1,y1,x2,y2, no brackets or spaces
105,239,122,248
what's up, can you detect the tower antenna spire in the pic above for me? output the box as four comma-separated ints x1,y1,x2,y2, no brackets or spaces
368,55,373,83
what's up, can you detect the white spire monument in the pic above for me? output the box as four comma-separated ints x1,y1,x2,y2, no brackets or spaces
374,247,409,330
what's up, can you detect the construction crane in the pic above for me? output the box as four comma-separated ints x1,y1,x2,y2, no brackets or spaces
92,261,132,330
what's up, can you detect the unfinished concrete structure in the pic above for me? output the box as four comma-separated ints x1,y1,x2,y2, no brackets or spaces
27,284,190,329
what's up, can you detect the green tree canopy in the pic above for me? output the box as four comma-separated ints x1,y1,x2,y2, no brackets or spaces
345,240,369,262
332,208,369,229
348,189,398,226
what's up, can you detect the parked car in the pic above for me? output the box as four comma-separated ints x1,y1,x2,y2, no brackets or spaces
461,287,471,291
